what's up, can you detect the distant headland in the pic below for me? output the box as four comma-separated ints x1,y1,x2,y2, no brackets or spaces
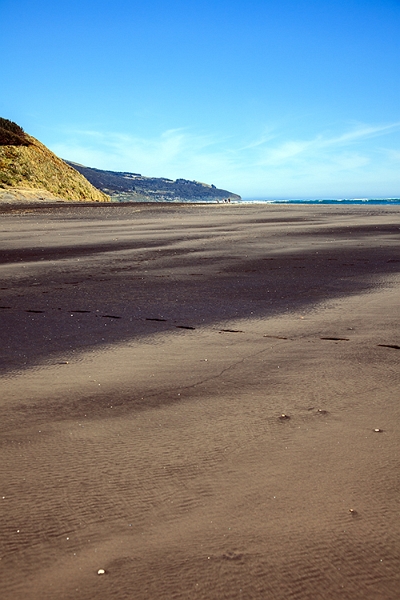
65,161,241,203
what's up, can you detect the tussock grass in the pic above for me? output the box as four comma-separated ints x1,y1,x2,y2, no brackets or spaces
0,120,109,202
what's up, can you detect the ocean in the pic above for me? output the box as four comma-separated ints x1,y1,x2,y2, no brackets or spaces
241,198,400,205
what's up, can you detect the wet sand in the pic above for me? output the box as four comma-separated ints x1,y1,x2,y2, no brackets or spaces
0,203,399,599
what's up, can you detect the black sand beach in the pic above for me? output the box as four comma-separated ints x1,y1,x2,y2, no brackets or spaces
0,203,399,599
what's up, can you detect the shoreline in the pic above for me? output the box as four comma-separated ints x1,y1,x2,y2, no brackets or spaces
1,188,400,213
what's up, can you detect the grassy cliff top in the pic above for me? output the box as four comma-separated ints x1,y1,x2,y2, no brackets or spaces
0,122,109,203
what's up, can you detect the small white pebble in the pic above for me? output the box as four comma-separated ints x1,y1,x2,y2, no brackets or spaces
374,428,383,433
279,414,290,420
97,569,106,575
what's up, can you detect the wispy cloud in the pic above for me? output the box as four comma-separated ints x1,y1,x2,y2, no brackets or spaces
49,121,400,198
325,122,400,145
237,128,278,151
254,122,400,167
51,127,223,178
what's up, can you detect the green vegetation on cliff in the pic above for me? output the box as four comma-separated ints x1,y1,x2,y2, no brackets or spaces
0,117,30,146
0,119,109,202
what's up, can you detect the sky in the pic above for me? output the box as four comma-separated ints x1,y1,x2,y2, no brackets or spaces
1,0,400,198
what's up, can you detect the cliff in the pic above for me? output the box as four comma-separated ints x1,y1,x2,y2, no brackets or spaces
0,119,110,203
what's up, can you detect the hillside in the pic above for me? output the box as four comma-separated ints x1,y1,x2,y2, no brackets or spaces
65,161,241,203
0,119,109,203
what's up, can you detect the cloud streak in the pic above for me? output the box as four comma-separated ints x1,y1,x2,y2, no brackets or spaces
254,122,400,167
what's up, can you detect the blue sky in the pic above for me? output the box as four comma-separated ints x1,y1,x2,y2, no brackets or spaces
1,0,399,198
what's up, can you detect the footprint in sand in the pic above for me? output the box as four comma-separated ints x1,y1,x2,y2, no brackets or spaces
222,551,243,561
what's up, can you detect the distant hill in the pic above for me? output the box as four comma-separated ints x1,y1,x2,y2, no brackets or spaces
0,119,110,203
65,161,241,203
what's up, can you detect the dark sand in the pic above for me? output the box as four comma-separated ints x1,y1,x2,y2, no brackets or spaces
0,203,399,599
